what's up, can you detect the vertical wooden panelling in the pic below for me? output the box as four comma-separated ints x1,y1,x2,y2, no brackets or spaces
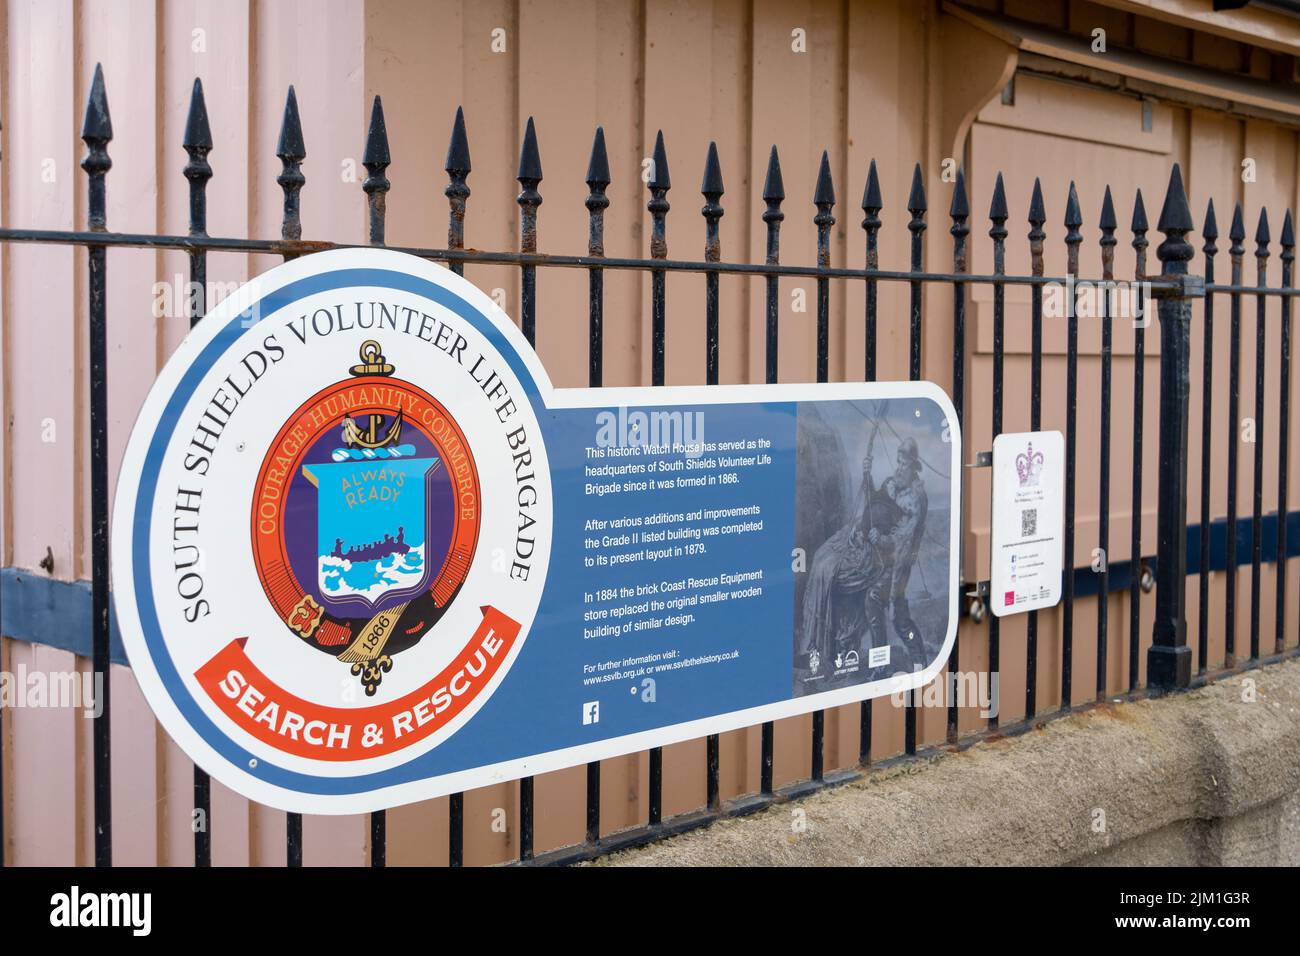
161,0,258,865
368,0,523,865
745,0,812,785
363,0,463,865
362,0,447,254
592,0,656,832
1187,108,1242,674
748,0,813,391
521,0,602,389
641,0,747,817
642,0,717,388
5,0,77,578
515,0,651,853
161,0,254,358
7,642,82,863
0,1,9,866
1240,118,1295,658
250,0,370,866
843,0,931,759
73,0,166,867
456,0,519,396
449,0,519,866
251,0,366,247
3,0,82,865
0,0,10,574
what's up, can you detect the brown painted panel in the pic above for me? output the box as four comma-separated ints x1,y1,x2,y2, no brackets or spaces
5,0,79,579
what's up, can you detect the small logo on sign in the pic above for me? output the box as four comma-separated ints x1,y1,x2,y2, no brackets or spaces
1016,442,1044,487
868,646,890,668
1004,590,1015,607
583,701,600,725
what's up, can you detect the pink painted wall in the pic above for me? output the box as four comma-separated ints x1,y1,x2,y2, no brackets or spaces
1,0,370,867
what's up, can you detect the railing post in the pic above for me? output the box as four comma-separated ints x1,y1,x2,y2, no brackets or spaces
1148,164,1201,689
81,61,114,869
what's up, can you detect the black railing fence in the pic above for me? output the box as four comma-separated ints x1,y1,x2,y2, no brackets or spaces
1,68,1298,868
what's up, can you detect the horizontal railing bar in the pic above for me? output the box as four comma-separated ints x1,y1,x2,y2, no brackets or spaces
5,507,1294,666
1206,282,1300,295
0,227,1194,291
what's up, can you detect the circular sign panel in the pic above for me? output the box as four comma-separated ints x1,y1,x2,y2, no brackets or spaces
112,249,551,814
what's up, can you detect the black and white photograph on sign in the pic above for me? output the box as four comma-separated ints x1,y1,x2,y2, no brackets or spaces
792,399,952,696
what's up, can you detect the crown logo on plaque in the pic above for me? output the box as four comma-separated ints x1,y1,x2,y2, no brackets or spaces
1016,443,1044,487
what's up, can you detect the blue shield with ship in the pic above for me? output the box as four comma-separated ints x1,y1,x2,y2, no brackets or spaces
303,444,441,611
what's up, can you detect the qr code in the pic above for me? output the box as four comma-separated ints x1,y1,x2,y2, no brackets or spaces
1021,509,1037,537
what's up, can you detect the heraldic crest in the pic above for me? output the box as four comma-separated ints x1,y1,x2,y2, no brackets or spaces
250,340,481,695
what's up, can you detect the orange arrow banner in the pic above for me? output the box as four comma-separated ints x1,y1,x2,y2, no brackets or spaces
195,606,521,762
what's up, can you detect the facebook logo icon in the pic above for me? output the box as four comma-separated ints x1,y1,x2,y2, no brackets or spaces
582,701,600,725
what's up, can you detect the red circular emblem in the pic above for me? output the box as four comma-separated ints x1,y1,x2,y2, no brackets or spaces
250,341,481,695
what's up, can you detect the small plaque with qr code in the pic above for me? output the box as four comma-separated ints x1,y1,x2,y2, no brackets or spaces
990,431,1064,618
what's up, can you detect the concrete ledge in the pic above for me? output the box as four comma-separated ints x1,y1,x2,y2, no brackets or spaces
593,658,1300,866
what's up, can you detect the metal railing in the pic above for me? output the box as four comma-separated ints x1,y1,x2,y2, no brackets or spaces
0,66,1297,868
